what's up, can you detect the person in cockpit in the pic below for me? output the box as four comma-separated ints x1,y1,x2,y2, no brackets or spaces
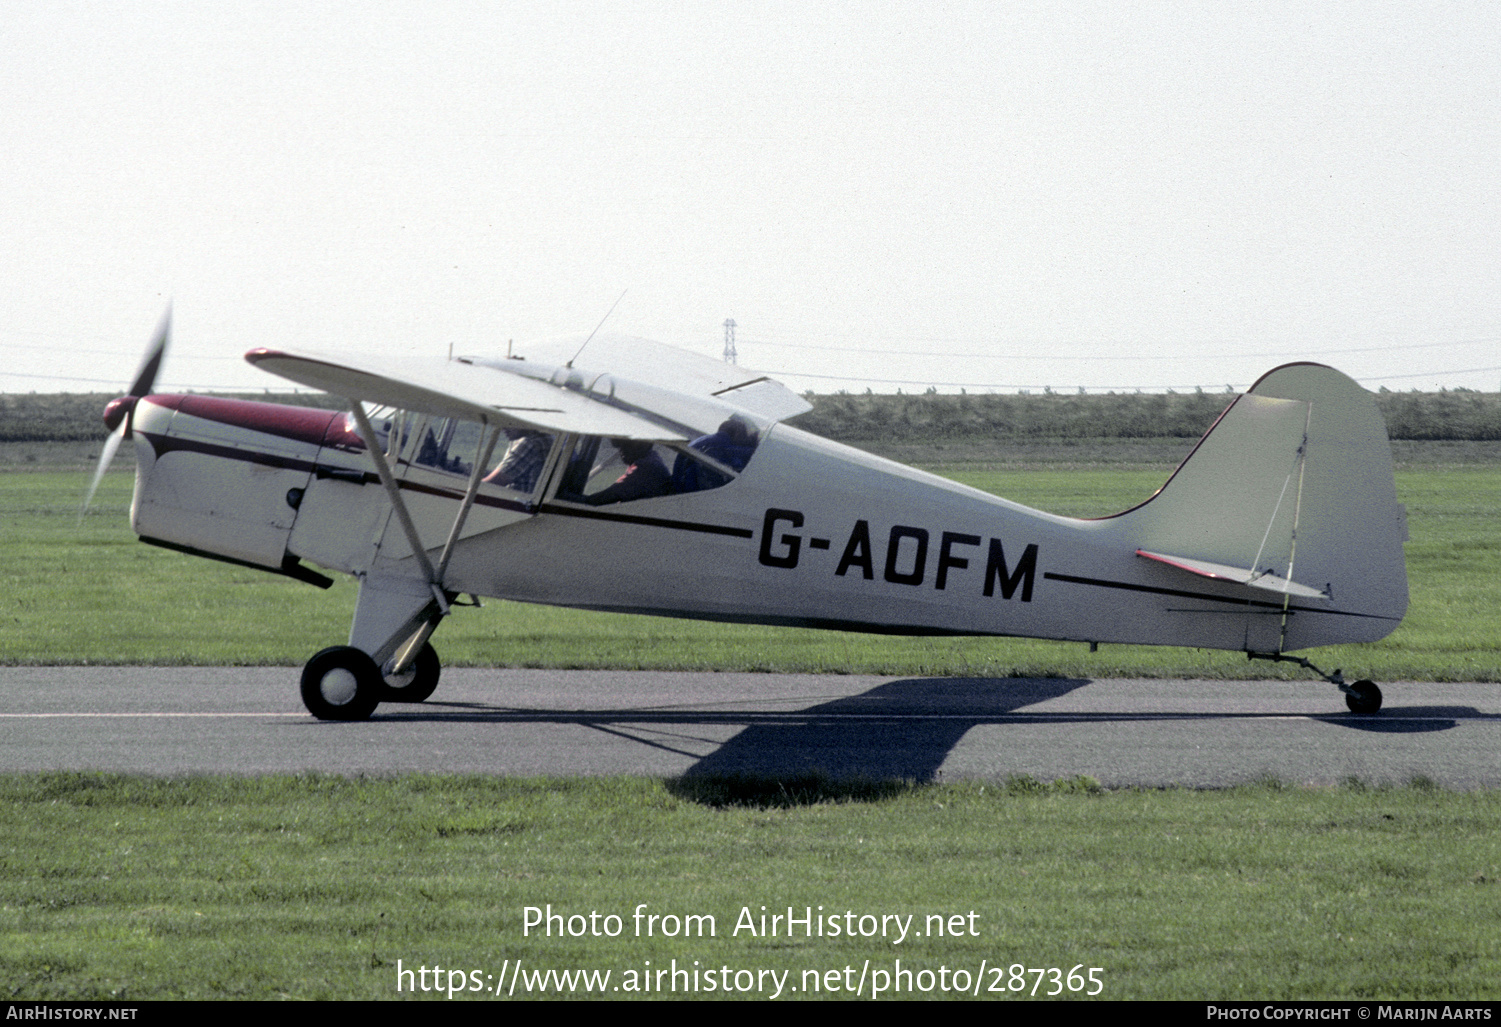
672,416,759,493
585,439,670,505
483,428,551,492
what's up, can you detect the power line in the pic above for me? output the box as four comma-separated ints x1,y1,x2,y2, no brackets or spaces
0,369,319,392
760,364,1501,393
738,334,1501,362
0,339,245,362
1356,365,1501,382
762,369,1243,391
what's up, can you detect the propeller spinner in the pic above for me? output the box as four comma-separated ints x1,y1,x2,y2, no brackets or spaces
81,305,171,516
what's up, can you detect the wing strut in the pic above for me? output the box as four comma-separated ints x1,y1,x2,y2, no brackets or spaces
347,404,512,676
348,402,443,601
434,424,502,585
388,415,496,678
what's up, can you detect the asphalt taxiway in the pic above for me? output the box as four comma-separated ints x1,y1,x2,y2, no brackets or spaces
2,667,1497,787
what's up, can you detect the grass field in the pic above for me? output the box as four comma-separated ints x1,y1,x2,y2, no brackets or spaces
5,452,1497,681
3,774,1499,1001
3,447,1499,1002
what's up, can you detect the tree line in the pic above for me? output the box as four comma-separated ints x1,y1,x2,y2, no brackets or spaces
794,387,1501,442
3,387,1498,444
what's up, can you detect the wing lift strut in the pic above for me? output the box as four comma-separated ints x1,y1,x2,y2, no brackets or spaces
347,401,501,678
300,402,522,721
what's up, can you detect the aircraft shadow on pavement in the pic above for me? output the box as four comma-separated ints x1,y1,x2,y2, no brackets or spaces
388,676,1088,778
1313,705,1475,734
383,679,1473,779
676,676,1087,782
659,683,1481,779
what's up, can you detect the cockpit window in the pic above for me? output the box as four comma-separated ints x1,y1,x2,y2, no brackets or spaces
410,417,472,475
557,437,671,505
344,408,553,495
343,407,760,505
555,416,760,505
346,405,416,463
482,428,552,493
670,416,759,494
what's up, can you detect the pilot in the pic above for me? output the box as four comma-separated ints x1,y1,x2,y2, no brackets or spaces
673,416,759,493
585,439,670,505
483,428,551,492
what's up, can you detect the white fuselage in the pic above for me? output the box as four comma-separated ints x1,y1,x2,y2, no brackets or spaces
126,383,1407,656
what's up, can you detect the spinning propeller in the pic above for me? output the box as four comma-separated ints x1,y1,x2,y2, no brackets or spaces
81,305,171,516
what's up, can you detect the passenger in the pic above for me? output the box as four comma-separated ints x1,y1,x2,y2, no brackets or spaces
585,439,670,505
673,416,759,493
483,428,550,492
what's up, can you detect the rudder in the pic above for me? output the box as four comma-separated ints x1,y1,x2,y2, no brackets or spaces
1123,363,1407,650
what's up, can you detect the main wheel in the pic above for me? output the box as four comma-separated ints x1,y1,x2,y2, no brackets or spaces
301,646,382,721
1345,679,1383,714
380,642,441,703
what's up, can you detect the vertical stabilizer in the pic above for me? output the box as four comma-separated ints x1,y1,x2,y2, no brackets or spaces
1123,363,1407,650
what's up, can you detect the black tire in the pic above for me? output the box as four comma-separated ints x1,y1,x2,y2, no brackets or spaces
380,642,441,703
1345,679,1382,715
301,646,382,721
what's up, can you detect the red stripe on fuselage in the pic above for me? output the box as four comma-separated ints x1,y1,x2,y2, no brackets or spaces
146,394,340,447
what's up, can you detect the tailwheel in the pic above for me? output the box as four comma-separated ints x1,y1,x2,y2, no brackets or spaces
301,646,382,721
380,642,441,703
1343,679,1383,715
1246,652,1383,715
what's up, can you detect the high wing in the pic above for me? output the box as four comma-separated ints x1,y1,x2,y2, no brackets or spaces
245,337,811,438
470,333,814,422
245,348,684,439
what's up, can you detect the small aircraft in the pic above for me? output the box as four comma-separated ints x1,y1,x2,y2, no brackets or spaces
89,311,1408,720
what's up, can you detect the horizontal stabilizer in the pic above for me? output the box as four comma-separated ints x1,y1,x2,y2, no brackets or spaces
1136,549,1330,600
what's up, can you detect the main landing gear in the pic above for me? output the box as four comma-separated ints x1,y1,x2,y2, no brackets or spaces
379,641,441,703
301,646,383,721
297,396,495,722
1246,651,1383,714
300,640,442,721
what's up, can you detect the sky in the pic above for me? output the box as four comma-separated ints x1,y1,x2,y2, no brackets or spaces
4,1,1499,397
